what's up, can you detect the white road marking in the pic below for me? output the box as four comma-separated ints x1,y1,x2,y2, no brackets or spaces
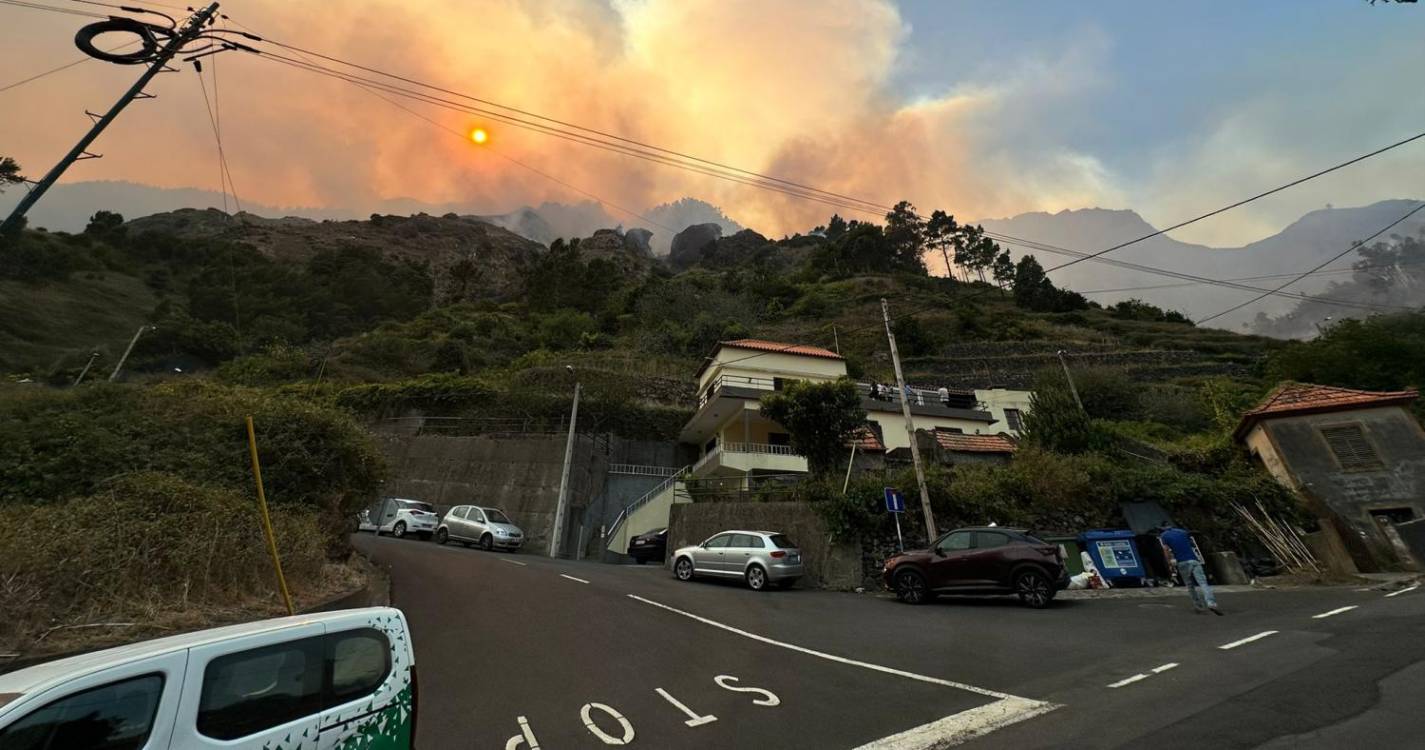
714,674,781,707
654,687,718,727
501,559,528,567
580,702,635,745
1107,674,1148,688
1312,605,1358,619
627,594,1059,749
560,574,591,584
851,697,1060,750
1151,662,1179,674
1218,630,1279,650
1385,585,1419,598
628,594,1020,699
504,716,541,750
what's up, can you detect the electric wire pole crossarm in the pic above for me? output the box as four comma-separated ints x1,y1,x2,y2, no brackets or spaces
0,2,222,236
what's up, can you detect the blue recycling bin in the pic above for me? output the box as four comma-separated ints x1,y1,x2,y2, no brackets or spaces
1078,529,1146,587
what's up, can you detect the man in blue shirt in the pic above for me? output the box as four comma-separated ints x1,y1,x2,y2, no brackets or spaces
1160,526,1223,615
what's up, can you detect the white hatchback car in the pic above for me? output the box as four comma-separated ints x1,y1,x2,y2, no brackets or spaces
373,497,440,540
0,607,416,749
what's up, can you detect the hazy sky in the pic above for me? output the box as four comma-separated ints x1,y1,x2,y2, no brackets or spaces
2,0,1422,243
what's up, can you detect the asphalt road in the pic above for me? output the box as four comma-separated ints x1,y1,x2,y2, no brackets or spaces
352,534,1425,749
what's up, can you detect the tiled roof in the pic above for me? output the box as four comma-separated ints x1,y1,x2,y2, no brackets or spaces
848,426,885,452
1234,382,1418,440
934,430,1018,454
719,339,843,361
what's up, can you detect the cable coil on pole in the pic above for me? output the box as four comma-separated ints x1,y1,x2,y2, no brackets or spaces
74,16,172,65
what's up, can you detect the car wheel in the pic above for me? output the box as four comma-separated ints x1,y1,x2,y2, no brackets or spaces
895,569,931,604
1015,568,1054,609
480,534,493,551
745,565,768,591
435,528,449,545
674,557,694,581
392,521,407,539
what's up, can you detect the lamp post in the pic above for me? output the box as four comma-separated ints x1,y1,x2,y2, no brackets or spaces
109,325,155,382
73,351,101,386
550,366,581,557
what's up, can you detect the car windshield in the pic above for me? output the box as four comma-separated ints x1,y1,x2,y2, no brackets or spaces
397,500,434,513
483,509,511,524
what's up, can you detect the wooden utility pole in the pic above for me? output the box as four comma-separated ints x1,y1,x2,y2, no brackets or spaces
882,299,938,541
1056,350,1085,413
550,376,580,557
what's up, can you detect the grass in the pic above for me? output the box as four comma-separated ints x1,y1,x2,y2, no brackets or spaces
0,273,157,374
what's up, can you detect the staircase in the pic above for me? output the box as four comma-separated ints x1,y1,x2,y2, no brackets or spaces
605,466,690,555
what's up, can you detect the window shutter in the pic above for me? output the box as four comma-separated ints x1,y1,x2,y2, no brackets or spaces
1321,425,1383,471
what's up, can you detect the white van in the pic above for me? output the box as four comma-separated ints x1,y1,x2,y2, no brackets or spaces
0,607,416,749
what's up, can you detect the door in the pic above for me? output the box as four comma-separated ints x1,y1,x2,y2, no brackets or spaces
926,531,976,589
447,505,470,541
173,622,327,748
725,534,758,575
0,652,186,750
317,611,416,749
378,499,398,532
467,507,490,542
962,531,1012,587
693,533,733,574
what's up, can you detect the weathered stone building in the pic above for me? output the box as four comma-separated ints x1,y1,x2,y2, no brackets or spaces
1235,383,1425,572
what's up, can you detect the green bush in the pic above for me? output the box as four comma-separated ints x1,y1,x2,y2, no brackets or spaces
216,343,317,386
0,381,383,515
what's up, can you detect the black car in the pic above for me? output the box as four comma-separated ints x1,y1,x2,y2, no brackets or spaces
629,528,668,564
882,527,1070,608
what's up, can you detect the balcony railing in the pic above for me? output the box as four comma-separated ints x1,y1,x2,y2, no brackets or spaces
723,442,800,456
697,374,779,409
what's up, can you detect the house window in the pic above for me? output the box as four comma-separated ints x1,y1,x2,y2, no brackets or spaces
1321,425,1383,471
1004,408,1023,431
768,433,791,447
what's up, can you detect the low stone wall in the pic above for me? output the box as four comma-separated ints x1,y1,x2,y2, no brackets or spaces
667,502,862,589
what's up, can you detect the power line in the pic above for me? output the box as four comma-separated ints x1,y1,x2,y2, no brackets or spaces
0,0,108,18
1197,201,1425,324
1078,261,1423,295
1037,131,1425,276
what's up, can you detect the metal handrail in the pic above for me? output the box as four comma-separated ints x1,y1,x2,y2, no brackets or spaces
697,374,778,408
607,464,684,477
605,464,690,542
722,442,800,456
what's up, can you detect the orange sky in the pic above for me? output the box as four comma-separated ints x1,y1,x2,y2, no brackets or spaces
3,0,1134,236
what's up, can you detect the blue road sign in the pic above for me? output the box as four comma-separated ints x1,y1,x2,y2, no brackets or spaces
884,487,906,513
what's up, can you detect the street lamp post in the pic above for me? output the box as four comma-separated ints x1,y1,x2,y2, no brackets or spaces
109,325,154,382
550,366,581,558
73,351,101,386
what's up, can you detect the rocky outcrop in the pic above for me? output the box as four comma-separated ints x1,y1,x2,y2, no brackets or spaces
574,228,654,278
668,223,723,270
124,209,544,301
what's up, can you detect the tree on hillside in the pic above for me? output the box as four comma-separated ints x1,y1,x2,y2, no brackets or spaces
1021,371,1096,454
925,210,960,279
0,156,24,193
823,214,849,242
991,248,1016,290
884,201,927,273
759,378,867,475
1012,254,1090,313
1267,311,1425,395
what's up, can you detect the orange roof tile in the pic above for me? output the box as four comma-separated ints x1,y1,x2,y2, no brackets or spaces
934,430,1018,454
1234,382,1418,440
719,339,843,361
848,426,885,452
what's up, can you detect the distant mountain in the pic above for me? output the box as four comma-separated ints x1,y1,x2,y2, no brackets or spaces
977,200,1425,332
0,181,742,255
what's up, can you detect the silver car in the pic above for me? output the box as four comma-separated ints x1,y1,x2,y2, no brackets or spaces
671,530,804,591
435,505,525,551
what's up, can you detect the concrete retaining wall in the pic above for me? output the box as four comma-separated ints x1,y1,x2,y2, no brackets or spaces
667,502,861,589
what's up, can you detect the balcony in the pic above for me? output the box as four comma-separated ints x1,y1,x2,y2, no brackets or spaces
691,441,808,477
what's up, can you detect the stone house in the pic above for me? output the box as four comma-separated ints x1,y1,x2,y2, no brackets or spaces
1234,383,1425,572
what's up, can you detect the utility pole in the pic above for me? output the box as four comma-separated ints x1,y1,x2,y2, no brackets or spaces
73,351,100,386
882,299,938,542
1056,350,1085,413
1,3,221,235
109,325,154,382
550,370,581,557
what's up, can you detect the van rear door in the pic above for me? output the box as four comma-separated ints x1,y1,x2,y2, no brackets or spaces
317,610,415,749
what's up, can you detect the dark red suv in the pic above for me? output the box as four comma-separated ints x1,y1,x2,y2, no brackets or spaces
882,527,1069,608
